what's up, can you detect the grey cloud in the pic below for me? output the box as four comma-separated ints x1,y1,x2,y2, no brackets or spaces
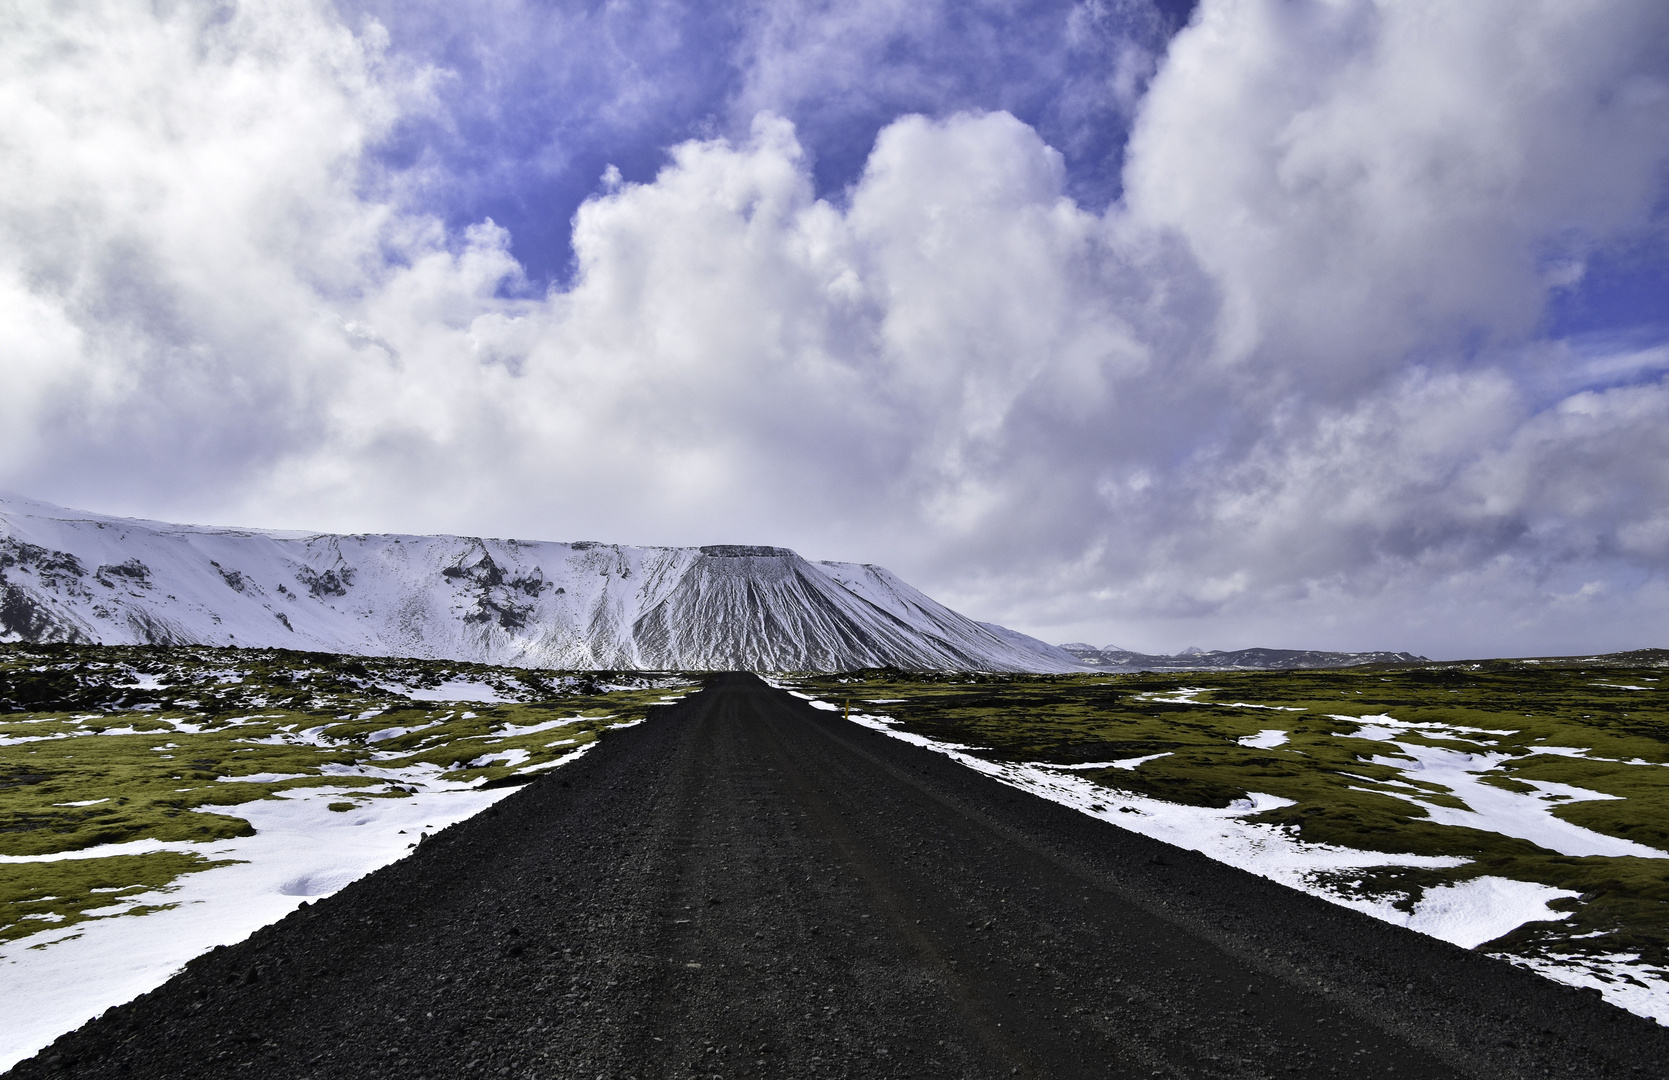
1,0,1666,659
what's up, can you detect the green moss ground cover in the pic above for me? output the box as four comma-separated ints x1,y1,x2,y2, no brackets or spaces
0,644,690,944
801,657,1669,976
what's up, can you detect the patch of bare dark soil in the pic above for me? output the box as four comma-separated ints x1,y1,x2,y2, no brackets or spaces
8,674,1667,1079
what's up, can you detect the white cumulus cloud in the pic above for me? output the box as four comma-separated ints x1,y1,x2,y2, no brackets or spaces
0,0,1666,658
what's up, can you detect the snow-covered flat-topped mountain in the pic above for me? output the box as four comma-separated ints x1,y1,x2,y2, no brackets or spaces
0,495,1081,672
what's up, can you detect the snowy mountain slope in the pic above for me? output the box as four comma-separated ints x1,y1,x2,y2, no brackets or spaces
810,561,1087,671
972,620,1086,669
0,495,1080,672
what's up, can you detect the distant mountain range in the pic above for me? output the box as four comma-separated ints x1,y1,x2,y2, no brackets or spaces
0,495,1081,673
1057,643,1428,670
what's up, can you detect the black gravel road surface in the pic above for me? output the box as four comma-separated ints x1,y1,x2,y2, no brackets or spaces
11,674,1668,1080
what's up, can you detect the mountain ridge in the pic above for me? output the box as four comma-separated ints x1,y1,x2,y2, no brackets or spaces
1056,643,1429,670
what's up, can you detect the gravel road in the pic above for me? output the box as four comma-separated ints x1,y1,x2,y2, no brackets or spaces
9,673,1667,1079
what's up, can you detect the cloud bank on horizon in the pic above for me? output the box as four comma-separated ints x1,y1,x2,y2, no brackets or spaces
1,0,1666,658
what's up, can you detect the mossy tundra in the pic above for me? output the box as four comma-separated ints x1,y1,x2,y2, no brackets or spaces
802,656,1669,982
0,644,691,945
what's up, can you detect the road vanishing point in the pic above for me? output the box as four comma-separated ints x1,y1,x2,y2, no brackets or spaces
10,674,1669,1080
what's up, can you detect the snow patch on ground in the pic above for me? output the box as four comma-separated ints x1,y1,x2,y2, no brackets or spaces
1140,687,1214,704
1343,715,1667,860
0,839,202,865
483,715,598,740
1038,754,1174,771
515,742,595,775
467,748,531,770
366,720,443,744
0,731,74,747
0,695,662,1072
0,779,516,1071
1238,729,1290,749
386,680,513,703
1403,877,1579,949
1508,953,1669,1026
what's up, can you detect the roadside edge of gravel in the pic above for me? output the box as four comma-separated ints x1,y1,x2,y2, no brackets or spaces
2,688,705,1079
774,686,1669,1080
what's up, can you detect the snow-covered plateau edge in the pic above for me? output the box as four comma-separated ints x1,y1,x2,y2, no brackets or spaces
771,683,1669,1027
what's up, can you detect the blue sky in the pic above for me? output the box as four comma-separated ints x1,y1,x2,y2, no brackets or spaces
347,0,1196,284
1,0,1666,657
